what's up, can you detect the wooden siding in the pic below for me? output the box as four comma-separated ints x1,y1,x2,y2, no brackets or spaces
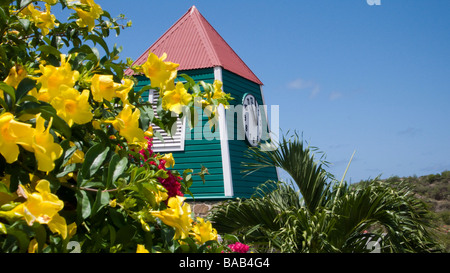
133,68,278,200
134,69,226,199
222,70,279,198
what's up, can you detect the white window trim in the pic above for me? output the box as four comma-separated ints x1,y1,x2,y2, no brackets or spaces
148,89,186,152
215,66,234,198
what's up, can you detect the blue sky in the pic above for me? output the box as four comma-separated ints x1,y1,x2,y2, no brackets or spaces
94,0,450,183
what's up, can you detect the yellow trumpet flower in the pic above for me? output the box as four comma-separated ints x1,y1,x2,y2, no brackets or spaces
141,52,179,90
162,82,192,114
191,217,218,244
151,196,192,240
13,180,68,239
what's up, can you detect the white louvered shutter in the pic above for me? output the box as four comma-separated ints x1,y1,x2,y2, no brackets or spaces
148,89,186,152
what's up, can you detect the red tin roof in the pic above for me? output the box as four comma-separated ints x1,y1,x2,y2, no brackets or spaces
125,6,263,85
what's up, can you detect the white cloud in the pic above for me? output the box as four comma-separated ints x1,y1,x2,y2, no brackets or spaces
287,78,320,98
329,91,343,101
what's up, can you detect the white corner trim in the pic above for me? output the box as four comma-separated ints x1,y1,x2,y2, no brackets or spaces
215,66,234,197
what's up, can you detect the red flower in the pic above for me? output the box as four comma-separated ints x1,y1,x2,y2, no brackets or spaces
136,136,184,198
228,242,250,253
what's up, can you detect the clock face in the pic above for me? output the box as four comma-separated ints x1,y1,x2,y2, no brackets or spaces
242,93,262,147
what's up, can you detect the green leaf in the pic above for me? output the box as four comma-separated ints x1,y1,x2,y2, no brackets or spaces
16,101,71,138
136,84,152,97
138,104,154,131
5,227,30,253
115,225,137,245
32,224,47,253
53,139,75,172
76,190,92,220
19,0,33,8
0,223,6,234
18,18,31,32
10,167,30,192
0,82,15,106
37,45,61,58
90,47,100,62
16,94,38,105
106,154,128,189
81,144,110,180
0,6,7,25
0,96,7,109
85,34,110,55
15,78,36,103
108,225,116,246
179,74,196,88
91,190,110,217
153,129,164,143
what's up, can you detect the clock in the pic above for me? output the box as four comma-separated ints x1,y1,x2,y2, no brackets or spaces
242,93,262,147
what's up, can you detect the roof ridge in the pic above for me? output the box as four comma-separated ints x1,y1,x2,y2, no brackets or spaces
189,6,221,66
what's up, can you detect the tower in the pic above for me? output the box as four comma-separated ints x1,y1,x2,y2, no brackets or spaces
126,6,278,201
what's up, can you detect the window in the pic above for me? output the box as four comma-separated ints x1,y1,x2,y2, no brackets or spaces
148,89,186,152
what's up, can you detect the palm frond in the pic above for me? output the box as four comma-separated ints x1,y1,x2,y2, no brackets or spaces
331,179,443,252
242,132,329,214
208,181,300,249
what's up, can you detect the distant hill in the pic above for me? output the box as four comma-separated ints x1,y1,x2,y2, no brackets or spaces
360,171,450,251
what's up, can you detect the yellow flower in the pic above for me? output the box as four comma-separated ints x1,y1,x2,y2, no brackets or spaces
90,74,120,102
151,196,192,240
69,149,84,164
37,4,59,36
0,112,34,163
154,188,169,204
111,104,144,144
161,153,175,169
109,199,117,208
13,180,68,239
50,86,93,127
212,80,225,99
29,114,63,172
67,222,77,239
69,0,103,32
162,82,192,114
3,65,27,89
191,217,218,244
115,79,135,103
141,52,179,90
28,239,39,253
90,75,134,103
136,244,149,253
21,4,58,36
144,126,153,138
36,56,79,102
92,119,101,130
1,65,27,101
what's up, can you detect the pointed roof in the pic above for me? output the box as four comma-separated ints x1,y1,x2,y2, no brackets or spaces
125,6,263,85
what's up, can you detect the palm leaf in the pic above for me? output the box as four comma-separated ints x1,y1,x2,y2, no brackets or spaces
242,133,329,214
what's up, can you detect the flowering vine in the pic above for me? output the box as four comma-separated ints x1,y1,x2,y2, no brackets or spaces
0,0,229,253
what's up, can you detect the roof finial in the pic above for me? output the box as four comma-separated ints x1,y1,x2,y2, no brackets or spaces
190,5,197,14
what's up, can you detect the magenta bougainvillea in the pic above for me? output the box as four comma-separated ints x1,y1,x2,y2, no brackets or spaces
228,242,250,253
138,136,183,198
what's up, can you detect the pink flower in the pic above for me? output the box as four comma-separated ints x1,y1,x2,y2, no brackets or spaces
228,242,250,253
158,170,183,198
135,136,184,199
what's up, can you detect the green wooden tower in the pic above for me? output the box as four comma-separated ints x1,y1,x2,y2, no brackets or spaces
126,6,279,200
